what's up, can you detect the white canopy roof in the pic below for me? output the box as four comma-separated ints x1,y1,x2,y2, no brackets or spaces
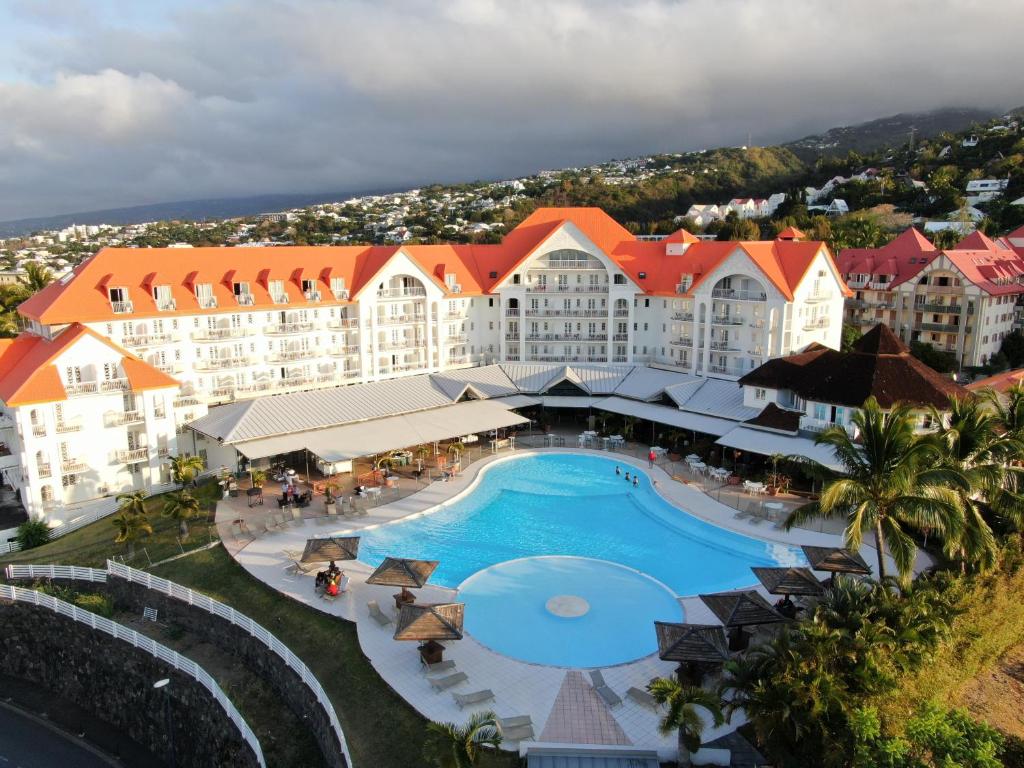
593,396,738,437
541,396,600,408
233,399,529,461
715,426,843,471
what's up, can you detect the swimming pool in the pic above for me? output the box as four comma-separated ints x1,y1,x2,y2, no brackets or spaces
358,452,803,666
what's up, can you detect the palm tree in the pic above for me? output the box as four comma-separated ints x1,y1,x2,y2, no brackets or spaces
927,396,1023,570
19,262,54,292
111,510,153,558
784,397,963,585
647,678,724,765
422,710,503,768
163,490,201,537
170,454,205,488
984,381,1024,439
116,490,147,517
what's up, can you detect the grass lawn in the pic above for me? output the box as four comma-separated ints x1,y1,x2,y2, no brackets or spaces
1,482,221,570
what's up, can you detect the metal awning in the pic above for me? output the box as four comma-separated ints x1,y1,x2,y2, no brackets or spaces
715,425,843,471
490,394,542,409
541,395,600,408
232,399,528,461
593,396,738,437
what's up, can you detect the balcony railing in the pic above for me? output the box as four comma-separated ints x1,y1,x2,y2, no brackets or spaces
379,340,421,351
709,341,740,351
32,424,46,437
105,411,144,427
99,379,130,392
525,284,609,293
173,396,201,407
803,318,831,331
707,363,746,377
504,309,520,316
332,289,350,301
444,335,469,344
156,298,177,311
304,290,322,302
271,293,290,305
920,322,965,333
675,284,691,294
264,322,314,335
612,309,629,318
197,295,218,309
377,314,425,326
532,259,595,270
672,313,694,321
65,382,99,397
37,463,52,478
524,308,608,318
327,318,359,330
267,349,318,362
916,302,962,314
110,300,134,314
235,293,255,306
122,333,176,347
712,289,766,301
612,333,628,341
915,284,963,295
61,459,89,475
867,281,892,291
530,354,608,363
195,356,255,371
711,315,744,325
524,333,607,342
805,292,833,303
669,338,693,347
377,287,426,299
55,419,83,434
115,448,149,464
327,346,361,357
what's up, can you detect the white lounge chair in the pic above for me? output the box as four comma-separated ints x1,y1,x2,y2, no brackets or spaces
453,689,494,709
498,715,534,741
367,600,394,627
422,659,456,675
429,671,468,691
589,669,622,707
627,686,660,711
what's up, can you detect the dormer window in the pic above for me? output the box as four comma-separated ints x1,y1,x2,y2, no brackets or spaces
445,273,462,293
233,282,254,305
268,279,288,304
613,274,627,285
195,282,217,309
108,287,133,314
152,285,175,311
330,277,348,300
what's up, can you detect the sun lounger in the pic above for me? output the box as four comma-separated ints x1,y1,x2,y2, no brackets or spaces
498,715,532,728
429,671,468,691
453,689,494,709
367,600,394,627
422,659,456,675
498,716,534,741
626,687,659,710
589,670,622,707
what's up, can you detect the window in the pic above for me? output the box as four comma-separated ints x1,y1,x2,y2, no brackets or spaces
152,285,174,310
269,279,287,303
195,282,216,308
755,388,766,401
613,274,626,285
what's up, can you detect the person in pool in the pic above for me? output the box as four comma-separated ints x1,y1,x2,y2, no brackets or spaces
624,472,631,482
632,476,639,487
615,465,621,476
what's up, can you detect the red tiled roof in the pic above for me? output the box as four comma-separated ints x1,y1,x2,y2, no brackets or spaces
966,368,1024,394
837,228,937,286
776,226,806,241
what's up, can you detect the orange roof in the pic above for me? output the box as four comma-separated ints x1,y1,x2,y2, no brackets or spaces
776,226,806,241
967,368,1024,394
0,324,177,406
20,208,839,323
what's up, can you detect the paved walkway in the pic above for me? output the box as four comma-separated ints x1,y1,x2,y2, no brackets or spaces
218,447,917,761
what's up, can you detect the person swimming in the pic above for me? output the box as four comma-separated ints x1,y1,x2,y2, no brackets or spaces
615,465,621,476
624,472,631,482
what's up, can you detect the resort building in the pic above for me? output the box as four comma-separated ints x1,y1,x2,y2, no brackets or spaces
838,228,1024,368
3,207,849,524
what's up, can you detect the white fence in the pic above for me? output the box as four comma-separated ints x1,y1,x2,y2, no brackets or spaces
4,563,108,582
106,561,351,766
0,582,265,767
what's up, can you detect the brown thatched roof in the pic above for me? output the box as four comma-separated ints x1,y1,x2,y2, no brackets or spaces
654,622,730,663
738,324,966,409
393,602,465,642
699,590,786,627
801,545,872,575
365,557,439,589
751,567,825,596
300,536,360,563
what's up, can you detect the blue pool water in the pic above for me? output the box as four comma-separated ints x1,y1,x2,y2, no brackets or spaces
357,453,803,666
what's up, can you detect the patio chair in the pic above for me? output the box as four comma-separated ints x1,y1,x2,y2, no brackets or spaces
285,555,317,575
367,600,394,627
421,659,456,675
626,687,660,711
589,670,622,707
453,689,495,709
429,671,468,691
498,715,534,741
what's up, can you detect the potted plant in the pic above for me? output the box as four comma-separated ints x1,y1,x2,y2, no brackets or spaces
251,469,266,489
324,483,338,514
765,453,790,496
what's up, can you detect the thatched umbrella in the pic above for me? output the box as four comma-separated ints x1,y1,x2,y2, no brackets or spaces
654,622,729,685
301,535,361,563
699,590,787,651
393,602,465,663
751,567,826,597
365,556,439,608
800,545,871,576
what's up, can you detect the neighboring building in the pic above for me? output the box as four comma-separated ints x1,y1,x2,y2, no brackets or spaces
966,368,1024,394
7,207,849,522
965,178,1009,205
716,324,968,465
838,228,1024,368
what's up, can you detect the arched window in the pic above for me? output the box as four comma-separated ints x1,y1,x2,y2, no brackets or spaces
40,485,54,502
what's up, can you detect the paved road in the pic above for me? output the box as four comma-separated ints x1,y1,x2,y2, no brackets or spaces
0,704,117,768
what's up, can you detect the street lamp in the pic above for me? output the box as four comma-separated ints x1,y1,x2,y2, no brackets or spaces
153,678,176,768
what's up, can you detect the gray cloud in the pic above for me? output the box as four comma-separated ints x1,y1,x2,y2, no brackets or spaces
0,0,1020,220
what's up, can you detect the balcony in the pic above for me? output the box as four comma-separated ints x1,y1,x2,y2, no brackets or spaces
504,308,520,316
197,295,218,309
115,448,149,464
800,417,857,438
669,338,694,347
235,293,256,306
327,346,361,357
32,424,46,437
327,318,360,330
157,446,170,458
524,308,608,318
524,333,608,342
712,289,766,301
803,318,831,331
805,292,833,303
302,290,322,303
195,356,255,371
749,319,766,329
447,356,470,365
707,363,746,377
271,293,290,305
267,349,318,363
105,410,145,427
672,312,694,321
711,315,744,325
99,379,130,392
155,363,183,376
173,396,201,407
920,322,965,333
532,259,595,270
916,302,962,314
675,284,691,294
379,340,421,352
916,284,963,295
276,377,314,389
65,382,99,397
122,332,176,347
332,289,350,301
377,287,426,299
612,309,629,318
111,300,134,314
612,333,628,341
530,354,608,363
156,298,177,311
61,459,90,475
525,284,609,294
377,314,425,326
191,326,247,343
37,463,52,478
444,335,469,345
504,334,520,342
709,341,740,351
55,419,83,433
867,281,892,291
264,322,314,335
443,311,464,321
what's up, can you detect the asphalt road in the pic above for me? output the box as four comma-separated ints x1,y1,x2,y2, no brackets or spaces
0,703,117,768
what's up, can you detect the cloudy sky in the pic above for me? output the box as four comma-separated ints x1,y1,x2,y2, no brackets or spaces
0,0,1020,221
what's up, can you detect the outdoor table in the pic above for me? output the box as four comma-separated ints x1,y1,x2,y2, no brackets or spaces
419,640,445,665
710,468,729,479
690,462,707,473
650,446,667,456
601,436,610,450
685,454,700,461
246,487,263,507
764,501,785,520
365,486,383,500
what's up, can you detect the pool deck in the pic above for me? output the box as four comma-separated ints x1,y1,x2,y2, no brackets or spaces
218,447,920,761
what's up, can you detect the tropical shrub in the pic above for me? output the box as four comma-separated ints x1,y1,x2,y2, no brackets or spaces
15,519,50,550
